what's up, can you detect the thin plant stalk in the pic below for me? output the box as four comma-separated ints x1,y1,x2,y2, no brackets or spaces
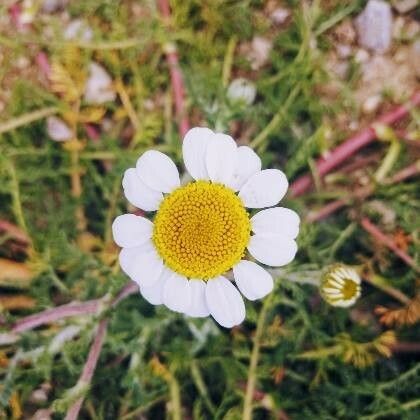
65,319,108,420
243,294,273,420
290,91,420,196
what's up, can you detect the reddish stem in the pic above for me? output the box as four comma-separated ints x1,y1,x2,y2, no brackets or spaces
65,319,108,420
360,217,419,273
35,51,51,78
157,0,190,138
11,282,139,333
385,161,420,184
290,91,420,197
307,161,419,222
84,124,101,142
12,300,101,333
391,342,420,353
8,3,29,32
0,220,30,245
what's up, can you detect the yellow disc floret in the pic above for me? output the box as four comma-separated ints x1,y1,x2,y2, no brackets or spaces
153,181,251,279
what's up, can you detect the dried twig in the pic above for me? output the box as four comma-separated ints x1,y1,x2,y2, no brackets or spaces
360,217,419,273
391,342,420,353
65,319,108,420
12,282,138,333
290,91,420,197
307,161,419,222
0,107,58,135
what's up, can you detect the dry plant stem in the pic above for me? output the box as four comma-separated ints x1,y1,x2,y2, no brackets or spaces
306,185,372,223
391,342,420,353
361,217,420,273
290,90,420,197
65,319,108,420
307,161,420,222
115,79,140,132
70,149,86,232
12,300,101,333
0,106,58,135
243,295,272,420
383,160,420,184
362,273,410,305
68,100,87,232
157,0,190,138
12,282,139,333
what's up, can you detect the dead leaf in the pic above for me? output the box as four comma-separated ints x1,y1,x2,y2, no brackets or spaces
0,295,36,311
0,259,35,289
375,295,420,327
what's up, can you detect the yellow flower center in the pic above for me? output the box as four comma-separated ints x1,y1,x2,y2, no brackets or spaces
153,181,251,279
341,278,358,300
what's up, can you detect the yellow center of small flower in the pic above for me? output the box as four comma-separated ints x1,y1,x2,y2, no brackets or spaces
153,181,251,279
341,278,358,300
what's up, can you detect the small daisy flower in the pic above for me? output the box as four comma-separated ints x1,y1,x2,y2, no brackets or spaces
112,127,300,328
227,78,257,105
320,264,362,308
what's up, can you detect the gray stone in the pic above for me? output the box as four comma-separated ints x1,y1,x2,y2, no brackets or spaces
355,0,393,53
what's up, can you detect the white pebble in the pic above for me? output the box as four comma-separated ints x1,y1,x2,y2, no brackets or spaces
84,62,116,104
355,0,393,53
362,95,382,114
47,116,73,142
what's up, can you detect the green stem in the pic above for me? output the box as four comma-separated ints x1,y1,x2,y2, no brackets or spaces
379,362,420,391
242,294,273,420
191,361,216,415
374,139,401,183
6,160,28,234
250,85,300,149
222,36,237,87
169,374,182,420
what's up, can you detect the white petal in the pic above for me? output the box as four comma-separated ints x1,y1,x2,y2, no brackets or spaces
205,276,245,328
182,127,214,180
118,242,164,287
239,169,288,208
230,146,261,191
247,234,297,267
140,267,171,305
185,280,210,317
251,207,300,239
122,168,163,211
233,260,273,301
136,150,180,193
112,214,153,248
205,133,237,187
335,297,356,308
162,272,192,313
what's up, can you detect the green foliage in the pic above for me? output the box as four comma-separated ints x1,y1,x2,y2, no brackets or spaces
0,0,419,419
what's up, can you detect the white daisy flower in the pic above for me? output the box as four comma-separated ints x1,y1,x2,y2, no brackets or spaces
112,127,300,328
320,264,362,308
